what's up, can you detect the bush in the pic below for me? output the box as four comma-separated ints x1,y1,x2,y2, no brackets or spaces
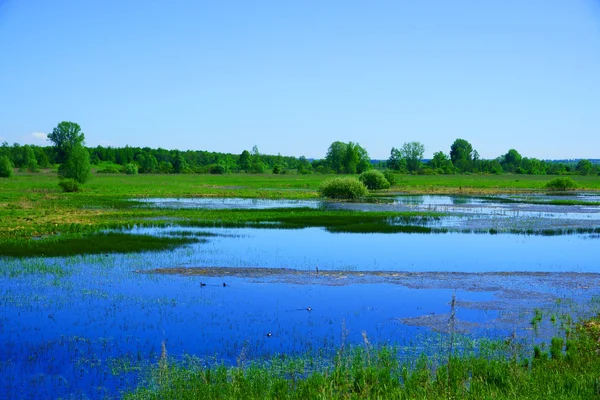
359,170,390,190
0,156,13,178
383,170,397,186
210,164,226,174
27,160,40,172
59,179,82,192
545,177,577,191
123,163,138,175
319,177,368,199
97,165,121,173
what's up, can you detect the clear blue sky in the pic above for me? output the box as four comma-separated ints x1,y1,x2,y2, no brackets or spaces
1,0,599,160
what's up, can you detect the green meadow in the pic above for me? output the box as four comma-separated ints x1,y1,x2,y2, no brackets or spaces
2,171,599,237
2,171,599,254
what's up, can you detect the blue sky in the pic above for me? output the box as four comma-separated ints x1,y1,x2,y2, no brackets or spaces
0,0,599,159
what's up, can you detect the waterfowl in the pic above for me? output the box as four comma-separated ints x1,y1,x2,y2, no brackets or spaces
307,307,312,312
200,282,206,287
223,282,227,287
266,332,273,337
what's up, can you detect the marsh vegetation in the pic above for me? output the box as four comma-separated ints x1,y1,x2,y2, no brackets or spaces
1,172,599,399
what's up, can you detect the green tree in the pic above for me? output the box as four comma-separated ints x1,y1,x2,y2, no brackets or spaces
136,153,158,173
428,151,454,173
20,145,38,171
34,148,50,168
158,161,173,174
0,155,13,178
502,149,522,173
450,139,474,172
343,142,360,174
239,150,251,172
58,144,91,184
521,158,546,175
350,142,371,174
249,145,265,173
399,142,425,173
172,152,188,173
576,159,593,176
325,141,347,173
326,141,370,174
297,156,312,174
124,163,139,175
387,147,401,171
48,121,85,163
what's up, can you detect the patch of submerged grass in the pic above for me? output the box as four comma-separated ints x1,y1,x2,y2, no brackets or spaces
165,230,220,237
125,315,600,399
0,258,68,277
0,232,199,258
175,209,442,233
327,223,437,234
482,196,600,206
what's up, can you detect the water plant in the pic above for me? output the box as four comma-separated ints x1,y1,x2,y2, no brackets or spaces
124,314,600,399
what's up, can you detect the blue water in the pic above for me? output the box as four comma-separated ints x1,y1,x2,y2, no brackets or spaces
153,227,599,273
135,195,600,222
1,226,599,399
135,197,321,209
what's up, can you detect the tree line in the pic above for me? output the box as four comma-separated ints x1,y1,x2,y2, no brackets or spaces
1,121,598,178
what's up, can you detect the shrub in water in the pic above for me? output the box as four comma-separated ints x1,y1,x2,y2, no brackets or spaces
319,177,368,199
545,177,577,191
124,163,139,175
359,169,390,190
59,179,82,192
0,156,13,178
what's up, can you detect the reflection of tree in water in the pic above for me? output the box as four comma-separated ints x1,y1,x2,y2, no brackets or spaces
395,195,425,205
451,196,469,205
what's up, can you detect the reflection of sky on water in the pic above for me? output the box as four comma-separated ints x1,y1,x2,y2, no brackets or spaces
149,227,599,273
328,195,600,221
135,195,600,232
1,250,503,399
135,197,321,209
2,218,600,398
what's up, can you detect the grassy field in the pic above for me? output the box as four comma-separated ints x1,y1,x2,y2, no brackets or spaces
1,170,599,250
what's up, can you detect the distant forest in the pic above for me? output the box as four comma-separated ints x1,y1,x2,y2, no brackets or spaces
1,139,598,176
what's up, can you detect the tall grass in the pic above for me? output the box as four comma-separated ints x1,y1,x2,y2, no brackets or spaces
125,314,600,399
0,232,200,257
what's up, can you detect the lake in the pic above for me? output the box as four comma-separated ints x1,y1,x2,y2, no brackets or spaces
1,195,599,399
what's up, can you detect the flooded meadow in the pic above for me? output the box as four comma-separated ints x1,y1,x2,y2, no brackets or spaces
1,194,599,399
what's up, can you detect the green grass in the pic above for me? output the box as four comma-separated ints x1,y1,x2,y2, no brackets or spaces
0,232,200,257
393,174,600,192
0,258,68,277
125,316,600,399
1,171,599,244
